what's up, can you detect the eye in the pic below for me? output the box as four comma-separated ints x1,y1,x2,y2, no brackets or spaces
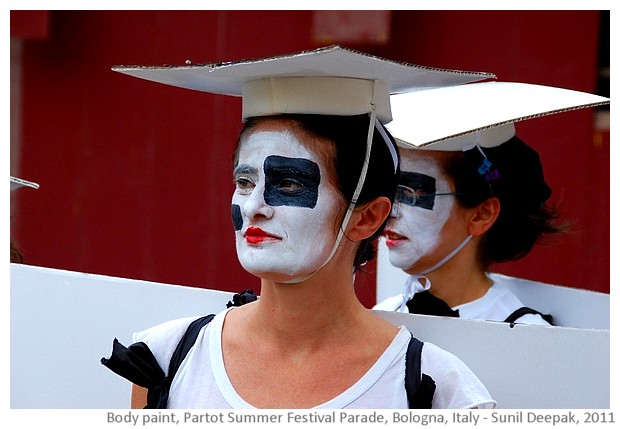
277,178,304,193
234,177,255,195
401,187,415,198
396,185,423,205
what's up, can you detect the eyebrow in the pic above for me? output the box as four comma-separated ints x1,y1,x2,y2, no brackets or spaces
233,165,258,176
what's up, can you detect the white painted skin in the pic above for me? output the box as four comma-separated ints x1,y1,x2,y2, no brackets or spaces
232,129,343,282
386,152,454,271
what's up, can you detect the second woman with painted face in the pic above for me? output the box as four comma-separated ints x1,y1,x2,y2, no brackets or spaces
376,139,561,324
374,81,608,325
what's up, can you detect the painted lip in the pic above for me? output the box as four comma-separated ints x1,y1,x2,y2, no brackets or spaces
383,229,407,248
244,226,280,244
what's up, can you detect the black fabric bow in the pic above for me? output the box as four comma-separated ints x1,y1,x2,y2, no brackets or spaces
226,289,258,308
406,291,460,318
101,339,169,408
102,289,257,409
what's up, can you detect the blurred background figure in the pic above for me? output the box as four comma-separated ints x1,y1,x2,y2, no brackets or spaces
10,176,39,263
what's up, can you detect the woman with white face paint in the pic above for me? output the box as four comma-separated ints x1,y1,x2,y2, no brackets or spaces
376,143,558,324
102,47,497,409
231,122,348,282
375,81,609,325
384,151,467,277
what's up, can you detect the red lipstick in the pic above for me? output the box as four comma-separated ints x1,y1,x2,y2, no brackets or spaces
384,229,406,248
245,226,278,244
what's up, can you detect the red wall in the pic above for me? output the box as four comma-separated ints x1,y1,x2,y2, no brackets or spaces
10,11,608,308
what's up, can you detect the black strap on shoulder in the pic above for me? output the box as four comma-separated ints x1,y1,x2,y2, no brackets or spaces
404,334,436,409
167,314,215,380
504,307,553,325
146,314,215,409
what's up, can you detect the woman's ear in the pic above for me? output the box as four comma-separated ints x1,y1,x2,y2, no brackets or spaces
347,197,392,241
468,197,500,237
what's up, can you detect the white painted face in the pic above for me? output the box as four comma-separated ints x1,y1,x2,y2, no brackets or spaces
231,127,343,281
384,150,455,271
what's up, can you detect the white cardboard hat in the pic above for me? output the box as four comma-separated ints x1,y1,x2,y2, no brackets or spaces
386,81,610,150
112,45,495,123
10,176,40,191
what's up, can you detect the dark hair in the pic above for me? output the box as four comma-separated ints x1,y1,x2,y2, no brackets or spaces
444,137,565,269
235,114,400,269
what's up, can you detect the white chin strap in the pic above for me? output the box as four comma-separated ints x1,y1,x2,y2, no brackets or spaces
280,82,399,284
281,88,380,284
397,234,473,312
396,140,485,309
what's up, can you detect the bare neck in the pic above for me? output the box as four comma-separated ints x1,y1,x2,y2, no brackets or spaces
250,266,368,343
421,241,493,308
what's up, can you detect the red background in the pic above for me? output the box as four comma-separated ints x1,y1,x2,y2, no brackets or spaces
10,11,609,307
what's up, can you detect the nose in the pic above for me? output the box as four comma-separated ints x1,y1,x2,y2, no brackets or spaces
242,185,275,220
390,202,402,220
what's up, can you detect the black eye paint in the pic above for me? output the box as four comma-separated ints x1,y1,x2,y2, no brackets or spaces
263,155,320,208
397,172,437,210
231,204,243,231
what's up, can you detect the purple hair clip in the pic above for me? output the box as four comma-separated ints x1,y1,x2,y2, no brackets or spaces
475,148,500,183
485,169,500,182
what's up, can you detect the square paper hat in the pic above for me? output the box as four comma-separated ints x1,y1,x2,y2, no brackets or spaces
112,45,495,123
386,81,610,150
10,176,40,191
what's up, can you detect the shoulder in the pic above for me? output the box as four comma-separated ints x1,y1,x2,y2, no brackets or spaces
420,341,496,409
133,315,200,345
488,278,552,325
488,274,552,325
133,312,222,376
456,278,550,325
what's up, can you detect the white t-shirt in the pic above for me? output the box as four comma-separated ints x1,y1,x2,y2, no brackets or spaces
374,274,550,325
134,308,496,409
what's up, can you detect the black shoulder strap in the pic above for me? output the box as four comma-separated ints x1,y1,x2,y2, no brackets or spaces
146,314,215,409
167,314,215,380
404,334,436,409
504,307,553,325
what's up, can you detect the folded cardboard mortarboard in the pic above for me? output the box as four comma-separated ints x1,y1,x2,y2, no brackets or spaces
386,81,610,150
112,45,495,123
